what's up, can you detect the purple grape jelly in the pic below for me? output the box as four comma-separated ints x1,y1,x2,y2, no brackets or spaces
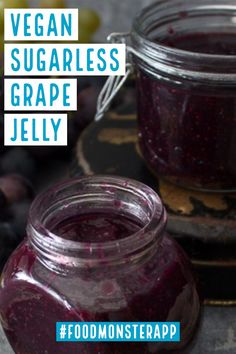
0,176,200,354
131,0,236,191
53,212,142,242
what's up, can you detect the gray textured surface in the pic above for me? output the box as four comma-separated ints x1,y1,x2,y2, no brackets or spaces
1,306,236,353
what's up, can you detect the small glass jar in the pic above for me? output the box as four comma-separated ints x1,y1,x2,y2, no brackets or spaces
129,0,236,192
0,176,200,354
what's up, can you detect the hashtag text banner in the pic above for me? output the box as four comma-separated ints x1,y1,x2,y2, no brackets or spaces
56,322,180,342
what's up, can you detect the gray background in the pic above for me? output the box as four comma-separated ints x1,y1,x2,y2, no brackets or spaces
1,1,236,353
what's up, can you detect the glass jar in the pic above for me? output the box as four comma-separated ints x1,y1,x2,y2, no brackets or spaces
129,0,236,192
0,176,200,354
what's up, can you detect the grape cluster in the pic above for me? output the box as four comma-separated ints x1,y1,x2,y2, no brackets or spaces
0,73,107,271
0,1,103,270
0,174,34,270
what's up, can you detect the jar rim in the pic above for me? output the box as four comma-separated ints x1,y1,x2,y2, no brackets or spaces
130,0,236,81
27,175,166,267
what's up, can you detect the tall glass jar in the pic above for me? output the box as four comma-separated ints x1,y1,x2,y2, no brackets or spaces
0,176,200,354
129,0,236,192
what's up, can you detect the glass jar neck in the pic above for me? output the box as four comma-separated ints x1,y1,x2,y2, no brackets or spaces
27,176,167,272
130,0,236,83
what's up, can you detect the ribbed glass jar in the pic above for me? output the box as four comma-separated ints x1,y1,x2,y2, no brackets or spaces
0,176,200,353
131,0,236,192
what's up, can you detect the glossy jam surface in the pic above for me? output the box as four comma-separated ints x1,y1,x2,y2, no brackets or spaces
137,33,236,190
0,212,200,354
52,212,142,242
161,32,236,54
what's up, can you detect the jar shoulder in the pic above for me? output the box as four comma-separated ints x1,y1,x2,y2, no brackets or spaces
0,234,197,306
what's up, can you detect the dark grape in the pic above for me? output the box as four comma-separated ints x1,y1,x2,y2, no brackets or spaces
0,88,4,150
1,148,36,179
75,85,100,130
10,200,31,237
115,87,137,114
25,146,57,161
0,247,11,270
0,189,7,209
0,174,34,204
0,75,3,111
77,77,94,93
67,115,79,147
0,222,19,270
77,77,106,95
0,222,18,246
